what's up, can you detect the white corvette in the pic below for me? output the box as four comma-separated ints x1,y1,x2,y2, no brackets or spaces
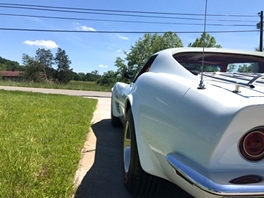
111,48,264,198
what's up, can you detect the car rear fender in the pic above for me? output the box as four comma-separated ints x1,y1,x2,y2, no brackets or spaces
129,97,167,179
128,73,194,180
208,104,264,170
125,95,162,178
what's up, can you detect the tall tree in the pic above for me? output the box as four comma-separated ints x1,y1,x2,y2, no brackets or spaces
35,48,54,82
115,32,183,79
115,57,127,81
22,53,43,82
54,48,72,83
188,33,222,48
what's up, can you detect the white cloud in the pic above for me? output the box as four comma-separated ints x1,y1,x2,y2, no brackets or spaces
24,40,58,49
74,22,96,31
117,35,129,40
80,26,96,31
116,49,122,53
99,64,108,68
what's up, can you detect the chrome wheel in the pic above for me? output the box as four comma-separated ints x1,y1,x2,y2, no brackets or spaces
123,120,131,173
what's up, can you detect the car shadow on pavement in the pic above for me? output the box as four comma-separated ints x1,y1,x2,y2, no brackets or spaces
75,119,193,198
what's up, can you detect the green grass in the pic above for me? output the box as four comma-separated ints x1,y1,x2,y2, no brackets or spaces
0,90,97,198
0,80,112,92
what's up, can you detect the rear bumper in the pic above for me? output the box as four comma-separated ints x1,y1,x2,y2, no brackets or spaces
166,153,264,197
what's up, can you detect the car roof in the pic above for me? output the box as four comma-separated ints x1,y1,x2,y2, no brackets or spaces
155,47,264,57
149,48,264,82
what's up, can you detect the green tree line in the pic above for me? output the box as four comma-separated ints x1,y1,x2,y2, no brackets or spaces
97,32,222,86
22,48,72,84
0,57,23,71
2,32,255,86
0,49,101,84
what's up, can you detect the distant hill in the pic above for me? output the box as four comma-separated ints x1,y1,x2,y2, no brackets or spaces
0,56,25,71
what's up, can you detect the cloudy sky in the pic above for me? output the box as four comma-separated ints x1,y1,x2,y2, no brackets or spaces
0,0,263,74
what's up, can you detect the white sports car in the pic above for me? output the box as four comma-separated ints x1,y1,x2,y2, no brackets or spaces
111,48,264,198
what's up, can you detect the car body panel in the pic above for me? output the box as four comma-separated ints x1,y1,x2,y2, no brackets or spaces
111,48,264,197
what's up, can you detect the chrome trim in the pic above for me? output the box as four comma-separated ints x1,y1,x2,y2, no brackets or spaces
247,74,264,86
166,153,264,196
203,73,264,88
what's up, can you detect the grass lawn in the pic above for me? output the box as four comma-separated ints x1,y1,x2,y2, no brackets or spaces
0,80,112,92
0,90,97,197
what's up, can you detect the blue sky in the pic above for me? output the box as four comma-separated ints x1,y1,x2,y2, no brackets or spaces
0,0,263,74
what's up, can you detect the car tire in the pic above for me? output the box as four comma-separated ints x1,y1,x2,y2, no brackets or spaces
111,99,122,127
123,109,161,196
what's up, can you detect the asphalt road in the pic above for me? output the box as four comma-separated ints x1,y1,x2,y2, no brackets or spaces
0,86,192,198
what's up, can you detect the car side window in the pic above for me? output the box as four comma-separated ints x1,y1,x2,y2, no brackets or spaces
133,55,157,82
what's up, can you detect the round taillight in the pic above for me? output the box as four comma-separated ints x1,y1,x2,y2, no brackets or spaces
239,129,264,161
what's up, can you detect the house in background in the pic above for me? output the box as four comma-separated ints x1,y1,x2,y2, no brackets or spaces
0,71,23,81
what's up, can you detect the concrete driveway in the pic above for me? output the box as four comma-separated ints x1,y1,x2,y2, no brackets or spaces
0,86,192,198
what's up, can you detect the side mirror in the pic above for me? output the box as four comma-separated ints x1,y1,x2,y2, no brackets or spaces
123,72,133,80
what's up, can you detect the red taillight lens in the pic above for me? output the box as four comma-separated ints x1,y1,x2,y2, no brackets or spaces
239,129,264,161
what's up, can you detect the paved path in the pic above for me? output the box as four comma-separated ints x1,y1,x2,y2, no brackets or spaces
0,86,111,98
0,86,192,198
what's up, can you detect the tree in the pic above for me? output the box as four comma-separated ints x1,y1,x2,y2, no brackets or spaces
77,72,86,81
238,64,253,72
255,47,264,51
0,56,21,71
85,70,100,81
188,33,222,48
54,48,72,84
114,32,183,80
227,64,236,72
0,63,7,71
115,57,127,82
35,48,54,82
186,33,222,73
91,70,99,76
97,70,119,86
22,53,43,82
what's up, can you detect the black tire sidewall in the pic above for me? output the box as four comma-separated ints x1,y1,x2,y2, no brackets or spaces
111,97,121,127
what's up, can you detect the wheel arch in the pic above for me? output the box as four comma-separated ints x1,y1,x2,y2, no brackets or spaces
125,94,167,180
124,95,132,116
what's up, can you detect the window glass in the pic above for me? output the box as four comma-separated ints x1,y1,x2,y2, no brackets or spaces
227,63,259,73
174,52,264,74
133,55,157,82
